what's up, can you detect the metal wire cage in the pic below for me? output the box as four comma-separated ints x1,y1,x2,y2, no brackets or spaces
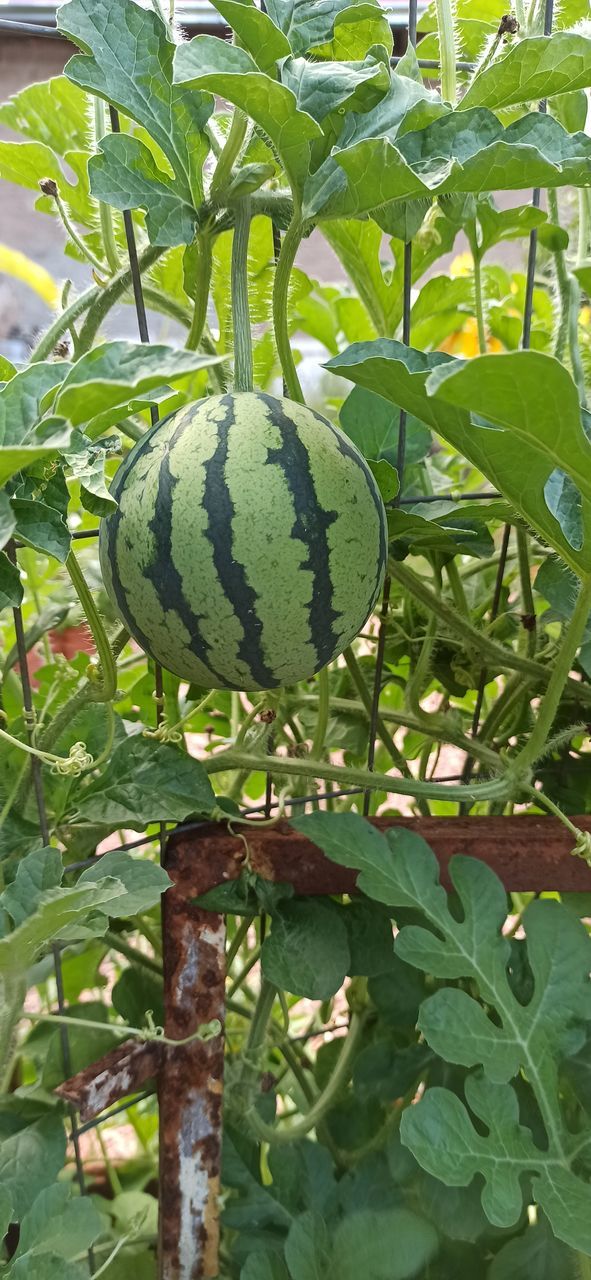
0,0,568,1276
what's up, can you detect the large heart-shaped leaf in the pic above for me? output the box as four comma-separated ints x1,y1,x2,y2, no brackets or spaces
325,340,591,576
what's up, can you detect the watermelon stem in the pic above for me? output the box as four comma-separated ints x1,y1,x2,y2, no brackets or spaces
310,666,330,761
231,197,254,392
273,213,306,403
185,230,214,354
203,747,514,805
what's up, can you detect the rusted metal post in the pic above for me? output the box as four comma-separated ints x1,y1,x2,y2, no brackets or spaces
158,838,230,1280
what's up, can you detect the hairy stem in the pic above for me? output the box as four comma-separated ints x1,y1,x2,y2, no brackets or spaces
76,245,164,354
343,647,410,774
311,666,330,760
185,232,213,353
210,109,248,198
204,747,510,804
273,213,305,403
66,552,117,702
246,1012,366,1144
435,0,458,103
231,198,254,392
93,98,121,274
513,574,591,772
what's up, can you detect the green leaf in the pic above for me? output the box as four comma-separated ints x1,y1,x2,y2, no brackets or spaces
173,36,322,192
284,1211,331,1280
53,340,225,432
241,1255,289,1280
0,847,62,928
0,878,124,979
331,1207,438,1279
0,356,17,382
0,141,93,228
0,75,90,156
474,198,548,255
79,850,171,918
0,1185,13,1238
210,0,292,73
326,110,591,222
11,499,70,562
112,965,164,1028
262,899,350,999
321,220,401,335
8,1256,87,1280
0,1115,66,1217
544,469,583,552
340,385,431,467
265,0,388,57
0,492,16,552
89,133,199,247
0,363,73,485
15,1182,104,1261
65,432,118,516
488,1217,579,1279
293,813,591,1251
325,340,591,577
74,734,216,827
280,53,390,124
0,552,23,612
59,0,212,208
367,459,399,504
460,33,591,112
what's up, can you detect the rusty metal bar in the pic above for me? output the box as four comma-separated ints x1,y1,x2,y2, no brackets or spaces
56,1040,162,1123
158,840,228,1280
168,816,591,895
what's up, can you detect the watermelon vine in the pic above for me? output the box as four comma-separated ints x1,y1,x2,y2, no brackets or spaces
1,0,591,1274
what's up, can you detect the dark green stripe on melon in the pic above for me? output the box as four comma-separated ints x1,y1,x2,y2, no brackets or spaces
99,393,388,691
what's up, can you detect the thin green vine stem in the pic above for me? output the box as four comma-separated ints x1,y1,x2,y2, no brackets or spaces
343,647,410,774
311,666,330,760
204,747,511,804
231,197,254,392
406,613,438,721
388,560,581,688
435,0,458,103
227,916,255,969
104,930,163,976
29,282,102,363
445,559,470,616
66,551,117,701
548,190,570,362
246,1013,366,1144
468,229,487,354
516,527,537,658
273,213,305,403
185,231,214,353
512,574,591,773
21,1010,219,1048
93,98,121,274
52,188,106,276
288,692,501,769
577,189,591,268
76,245,165,354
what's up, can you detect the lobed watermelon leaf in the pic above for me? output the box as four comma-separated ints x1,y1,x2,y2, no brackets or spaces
291,812,591,1254
58,0,212,244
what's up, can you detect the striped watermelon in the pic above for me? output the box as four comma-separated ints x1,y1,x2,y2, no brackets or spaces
100,393,387,690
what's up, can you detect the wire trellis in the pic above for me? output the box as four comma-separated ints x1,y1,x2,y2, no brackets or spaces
0,0,556,1273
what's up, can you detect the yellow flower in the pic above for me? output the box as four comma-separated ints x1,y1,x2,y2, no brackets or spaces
449,251,474,279
439,315,503,357
0,244,59,309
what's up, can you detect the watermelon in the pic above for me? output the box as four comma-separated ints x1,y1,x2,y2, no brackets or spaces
100,392,387,690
